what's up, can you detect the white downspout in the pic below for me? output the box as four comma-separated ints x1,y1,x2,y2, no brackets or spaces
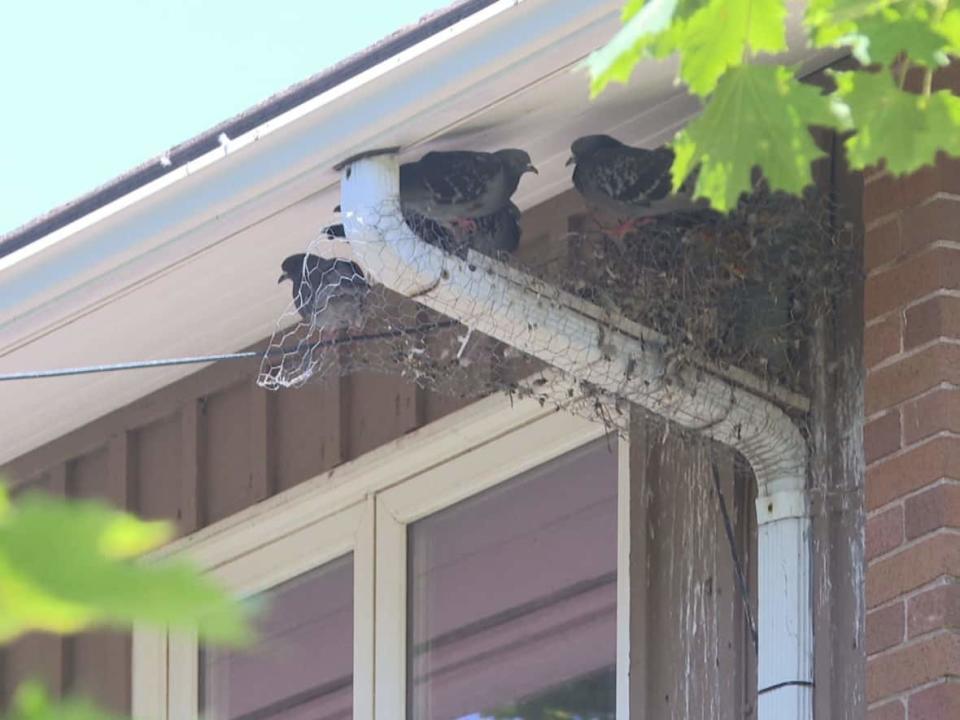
339,151,813,719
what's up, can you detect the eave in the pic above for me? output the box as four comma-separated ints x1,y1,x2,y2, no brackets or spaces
0,0,836,465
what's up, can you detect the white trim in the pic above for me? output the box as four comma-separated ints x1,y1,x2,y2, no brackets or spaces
132,627,167,720
374,409,603,720
373,498,406,720
616,433,632,720
132,393,611,720
355,497,377,720
148,391,564,567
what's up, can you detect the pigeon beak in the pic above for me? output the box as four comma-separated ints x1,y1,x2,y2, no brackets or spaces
565,156,575,167
278,273,289,285
526,163,539,175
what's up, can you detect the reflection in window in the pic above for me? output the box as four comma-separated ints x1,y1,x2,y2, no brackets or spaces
201,555,353,720
408,439,618,720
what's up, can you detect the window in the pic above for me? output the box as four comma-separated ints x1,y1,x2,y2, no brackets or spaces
133,395,614,720
201,555,354,720
406,440,617,720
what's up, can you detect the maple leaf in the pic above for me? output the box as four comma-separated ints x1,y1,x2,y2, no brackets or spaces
586,0,785,97
833,69,960,174
0,487,252,646
671,65,840,211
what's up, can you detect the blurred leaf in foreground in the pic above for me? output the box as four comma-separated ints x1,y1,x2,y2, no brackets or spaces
0,484,252,646
1,682,125,720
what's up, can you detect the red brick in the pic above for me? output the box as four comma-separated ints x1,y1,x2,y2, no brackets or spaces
864,167,944,225
866,313,903,368
867,217,903,271
868,601,905,655
869,699,905,720
908,680,960,720
867,633,960,703
868,505,905,560
866,344,960,416
867,533,960,608
905,296,960,349
867,438,960,511
865,247,960,321
908,583,960,639
903,388,960,444
866,410,903,464
932,63,960,93
905,483,960,539
900,196,960,256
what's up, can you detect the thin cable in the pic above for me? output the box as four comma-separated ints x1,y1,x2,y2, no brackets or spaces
0,320,458,382
711,458,759,653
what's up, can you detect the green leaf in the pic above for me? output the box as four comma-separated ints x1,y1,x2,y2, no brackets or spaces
833,69,960,174
848,15,950,66
0,489,253,646
585,0,682,96
934,8,960,55
674,0,787,96
807,1,956,66
587,0,788,97
805,0,888,45
671,65,840,211
4,682,127,720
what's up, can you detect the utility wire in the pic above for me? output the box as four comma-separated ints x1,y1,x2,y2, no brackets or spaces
0,321,458,382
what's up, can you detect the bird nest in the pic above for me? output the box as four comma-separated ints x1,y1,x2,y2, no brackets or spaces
257,187,852,435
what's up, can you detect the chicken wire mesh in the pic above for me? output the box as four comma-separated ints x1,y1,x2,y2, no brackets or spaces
258,188,853,436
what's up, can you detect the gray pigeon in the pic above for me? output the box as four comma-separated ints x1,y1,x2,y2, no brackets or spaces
404,202,521,258
402,208,458,252
400,149,537,226
278,254,368,332
567,135,703,235
463,202,521,256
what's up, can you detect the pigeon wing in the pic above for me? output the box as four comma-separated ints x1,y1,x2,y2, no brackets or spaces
417,151,502,207
586,147,675,206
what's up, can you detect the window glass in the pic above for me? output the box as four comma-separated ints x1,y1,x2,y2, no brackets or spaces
201,554,354,720
408,439,618,720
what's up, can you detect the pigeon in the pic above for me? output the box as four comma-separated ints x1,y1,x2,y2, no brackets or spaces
400,149,537,227
463,202,521,256
402,208,458,252
567,134,704,237
278,254,368,333
403,202,521,258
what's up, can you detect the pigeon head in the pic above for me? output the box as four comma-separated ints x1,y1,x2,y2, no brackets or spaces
279,254,308,284
494,148,538,178
566,134,625,166
322,223,346,238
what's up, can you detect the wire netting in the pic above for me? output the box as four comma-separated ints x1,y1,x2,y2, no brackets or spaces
258,188,854,436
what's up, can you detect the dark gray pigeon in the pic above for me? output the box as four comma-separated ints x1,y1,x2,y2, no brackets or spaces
402,208,457,252
404,202,520,258
278,253,367,332
567,135,703,236
400,149,537,226
462,202,521,256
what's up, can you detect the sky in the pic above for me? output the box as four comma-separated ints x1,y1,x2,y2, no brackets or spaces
0,0,446,235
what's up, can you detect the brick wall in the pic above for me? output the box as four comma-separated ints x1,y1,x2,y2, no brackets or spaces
864,153,960,719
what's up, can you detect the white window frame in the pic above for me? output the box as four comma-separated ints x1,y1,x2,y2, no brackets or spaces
132,392,621,720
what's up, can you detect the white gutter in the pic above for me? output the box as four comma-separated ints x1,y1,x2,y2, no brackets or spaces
341,152,813,719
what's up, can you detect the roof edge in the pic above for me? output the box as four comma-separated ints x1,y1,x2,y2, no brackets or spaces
0,0,498,259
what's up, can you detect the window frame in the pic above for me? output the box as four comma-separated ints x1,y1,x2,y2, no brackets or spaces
132,392,621,720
